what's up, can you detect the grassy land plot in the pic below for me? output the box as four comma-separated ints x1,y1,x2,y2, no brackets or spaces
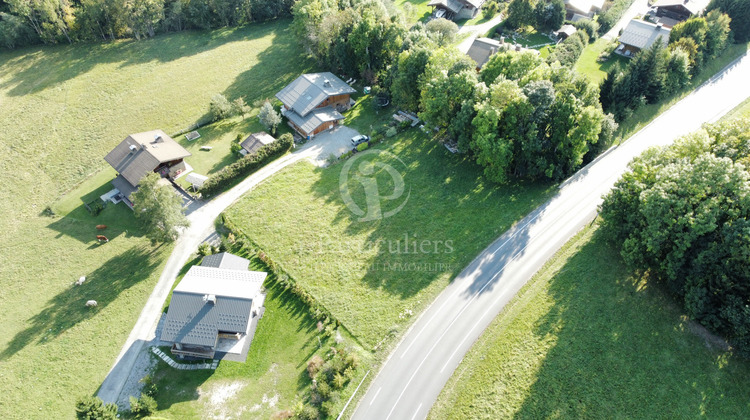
574,38,628,83
722,96,750,121
0,19,312,419
151,252,370,419
394,0,433,24
430,224,750,419
224,130,555,348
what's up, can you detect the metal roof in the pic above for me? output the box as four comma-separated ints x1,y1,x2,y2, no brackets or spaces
619,19,671,50
104,130,191,187
466,37,502,68
160,265,266,347
653,0,710,15
285,106,344,135
201,252,251,271
240,132,276,155
564,0,605,14
111,175,137,199
428,0,465,13
275,72,355,117
185,172,208,188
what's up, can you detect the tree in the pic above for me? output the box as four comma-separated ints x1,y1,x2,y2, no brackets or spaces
420,69,478,130
481,50,543,84
505,0,535,29
258,100,281,134
125,0,164,40
391,46,432,111
232,97,250,119
75,395,118,420
425,18,458,46
131,172,190,243
209,93,232,121
483,0,501,19
534,0,565,32
704,10,731,58
130,394,157,418
707,0,750,42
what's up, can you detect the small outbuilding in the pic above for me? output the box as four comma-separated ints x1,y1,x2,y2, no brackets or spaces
554,24,578,40
185,173,208,191
240,132,276,156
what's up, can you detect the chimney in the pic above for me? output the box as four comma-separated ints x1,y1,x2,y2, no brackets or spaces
656,22,664,29
203,294,216,305
129,144,137,153
153,134,163,143
324,79,331,87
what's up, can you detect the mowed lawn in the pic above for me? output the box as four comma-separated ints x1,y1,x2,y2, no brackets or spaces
430,225,750,419
0,20,312,419
574,38,628,84
151,251,368,419
224,130,555,348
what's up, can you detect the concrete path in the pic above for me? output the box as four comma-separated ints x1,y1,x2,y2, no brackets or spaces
97,126,359,404
457,15,504,53
603,0,650,40
351,53,750,420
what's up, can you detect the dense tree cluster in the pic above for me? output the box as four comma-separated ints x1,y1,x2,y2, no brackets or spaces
292,0,405,83
600,119,750,354
0,0,294,49
600,10,731,122
707,0,750,42
505,0,564,32
547,30,589,66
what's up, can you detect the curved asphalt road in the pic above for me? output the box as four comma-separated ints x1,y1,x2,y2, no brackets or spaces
351,53,750,420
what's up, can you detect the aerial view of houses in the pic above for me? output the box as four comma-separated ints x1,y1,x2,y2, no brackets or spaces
0,0,749,420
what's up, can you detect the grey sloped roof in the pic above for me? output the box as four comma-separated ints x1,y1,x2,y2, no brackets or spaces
653,0,710,15
619,19,671,50
286,106,344,135
467,37,502,68
240,132,276,155
104,130,191,187
565,0,605,14
275,72,355,117
160,265,266,347
201,252,251,271
111,175,138,200
428,0,465,13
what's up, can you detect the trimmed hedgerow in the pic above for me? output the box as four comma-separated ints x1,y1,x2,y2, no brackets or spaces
199,133,293,197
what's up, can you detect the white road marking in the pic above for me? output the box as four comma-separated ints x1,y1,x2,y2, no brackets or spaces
410,403,423,420
369,387,381,406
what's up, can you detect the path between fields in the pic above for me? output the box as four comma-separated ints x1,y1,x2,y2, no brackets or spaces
351,53,750,420
97,126,358,404
457,15,504,53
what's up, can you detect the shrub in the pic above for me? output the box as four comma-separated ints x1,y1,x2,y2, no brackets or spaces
209,93,233,121
385,127,398,138
307,355,325,379
573,18,599,40
130,394,157,418
86,199,104,216
75,395,118,420
198,242,213,257
199,133,293,197
483,0,500,18
140,375,158,398
399,119,412,131
296,405,320,420
548,31,589,66
356,142,369,152
231,133,243,155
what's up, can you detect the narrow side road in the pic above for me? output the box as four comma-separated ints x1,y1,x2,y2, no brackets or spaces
351,53,750,420
97,130,353,404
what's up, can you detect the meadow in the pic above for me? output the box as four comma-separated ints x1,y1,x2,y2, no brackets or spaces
0,20,312,418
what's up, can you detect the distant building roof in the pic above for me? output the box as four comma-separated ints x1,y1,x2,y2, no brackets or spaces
428,0,465,14
160,265,266,347
653,0,710,15
619,19,671,50
555,24,578,38
467,37,503,68
285,106,344,135
240,132,276,156
564,0,605,14
104,130,191,188
275,72,355,118
201,252,251,271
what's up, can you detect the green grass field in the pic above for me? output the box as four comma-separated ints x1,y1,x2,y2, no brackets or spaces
394,0,433,24
224,129,555,348
0,20,312,419
430,224,750,419
574,38,628,83
150,251,369,419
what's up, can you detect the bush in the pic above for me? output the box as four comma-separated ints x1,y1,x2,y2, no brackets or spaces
307,354,325,379
209,93,233,121
199,133,293,197
140,375,158,398
198,242,213,257
399,119,412,131
483,0,500,18
598,0,637,34
75,395,118,420
231,133,243,155
385,127,398,138
573,18,599,40
130,394,157,418
356,142,369,152
548,31,589,66
296,405,320,420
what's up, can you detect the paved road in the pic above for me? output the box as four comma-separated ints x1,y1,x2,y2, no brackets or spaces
97,126,358,404
603,0,649,40
351,53,750,420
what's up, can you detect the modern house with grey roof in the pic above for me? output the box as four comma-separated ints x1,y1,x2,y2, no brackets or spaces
428,0,485,20
275,72,356,139
239,132,276,156
104,129,191,207
616,20,671,57
161,257,267,360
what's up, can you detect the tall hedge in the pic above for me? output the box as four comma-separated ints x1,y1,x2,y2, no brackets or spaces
199,133,293,197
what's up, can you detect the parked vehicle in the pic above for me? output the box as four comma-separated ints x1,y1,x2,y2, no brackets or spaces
350,134,370,146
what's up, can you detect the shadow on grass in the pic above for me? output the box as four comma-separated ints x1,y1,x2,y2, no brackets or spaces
511,229,750,418
305,130,552,300
0,20,293,97
0,245,163,360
